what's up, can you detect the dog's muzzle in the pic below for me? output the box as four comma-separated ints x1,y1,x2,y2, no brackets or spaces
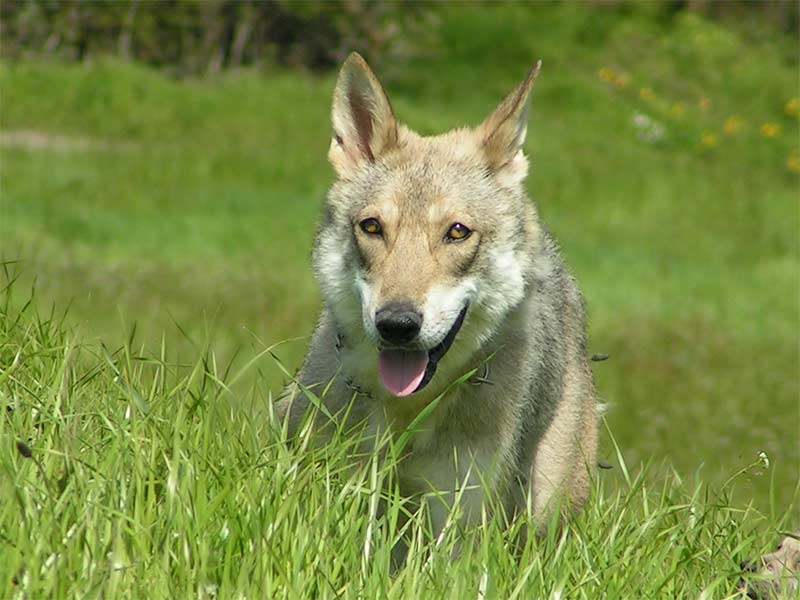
377,305,468,397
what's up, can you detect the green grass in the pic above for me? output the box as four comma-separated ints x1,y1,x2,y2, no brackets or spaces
0,279,795,598
0,4,798,595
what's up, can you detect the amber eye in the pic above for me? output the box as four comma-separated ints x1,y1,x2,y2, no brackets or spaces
359,218,382,236
445,222,472,242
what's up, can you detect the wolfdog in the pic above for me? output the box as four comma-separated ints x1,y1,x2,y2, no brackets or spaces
276,52,599,536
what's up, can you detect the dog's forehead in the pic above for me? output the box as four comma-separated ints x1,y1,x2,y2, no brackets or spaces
381,151,489,209
335,132,494,219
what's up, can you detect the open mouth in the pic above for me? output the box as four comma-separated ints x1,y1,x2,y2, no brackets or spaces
377,305,468,397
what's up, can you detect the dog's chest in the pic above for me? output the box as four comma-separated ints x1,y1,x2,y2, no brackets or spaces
365,389,501,495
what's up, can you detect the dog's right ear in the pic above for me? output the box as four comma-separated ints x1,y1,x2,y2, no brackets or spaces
329,52,398,178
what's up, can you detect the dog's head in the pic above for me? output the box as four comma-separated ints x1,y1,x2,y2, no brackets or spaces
314,53,543,398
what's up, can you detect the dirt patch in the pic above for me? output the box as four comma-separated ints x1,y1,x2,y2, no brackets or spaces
0,129,137,152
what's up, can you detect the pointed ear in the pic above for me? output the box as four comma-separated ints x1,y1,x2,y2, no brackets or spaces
328,52,398,178
477,61,541,184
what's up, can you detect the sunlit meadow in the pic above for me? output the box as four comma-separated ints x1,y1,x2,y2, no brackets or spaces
1,4,798,597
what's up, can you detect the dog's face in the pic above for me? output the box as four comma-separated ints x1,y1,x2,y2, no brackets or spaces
314,53,542,397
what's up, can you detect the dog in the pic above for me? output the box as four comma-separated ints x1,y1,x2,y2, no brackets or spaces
740,532,800,599
276,52,599,540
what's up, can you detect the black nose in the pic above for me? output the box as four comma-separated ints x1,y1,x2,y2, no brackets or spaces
375,303,422,345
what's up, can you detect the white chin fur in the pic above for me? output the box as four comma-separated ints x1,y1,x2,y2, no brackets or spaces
419,280,477,348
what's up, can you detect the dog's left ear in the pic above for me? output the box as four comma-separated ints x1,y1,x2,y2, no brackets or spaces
477,61,541,185
329,52,398,178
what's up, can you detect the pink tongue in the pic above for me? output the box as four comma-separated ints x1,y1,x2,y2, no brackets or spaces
378,350,429,397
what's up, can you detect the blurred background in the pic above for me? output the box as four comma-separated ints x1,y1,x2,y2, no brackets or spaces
1,1,798,511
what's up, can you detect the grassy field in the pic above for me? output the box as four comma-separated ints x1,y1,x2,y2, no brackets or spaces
0,286,795,598
1,4,798,596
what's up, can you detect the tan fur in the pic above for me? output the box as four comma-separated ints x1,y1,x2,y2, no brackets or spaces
276,53,599,542
740,533,800,599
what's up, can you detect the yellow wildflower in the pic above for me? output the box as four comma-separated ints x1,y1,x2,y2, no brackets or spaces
598,67,615,82
700,131,718,147
698,97,712,112
669,102,686,118
639,87,656,102
787,151,800,173
760,122,781,138
723,116,744,136
786,98,800,117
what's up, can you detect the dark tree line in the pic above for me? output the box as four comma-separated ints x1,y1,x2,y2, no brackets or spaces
1,1,795,76
0,0,429,74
